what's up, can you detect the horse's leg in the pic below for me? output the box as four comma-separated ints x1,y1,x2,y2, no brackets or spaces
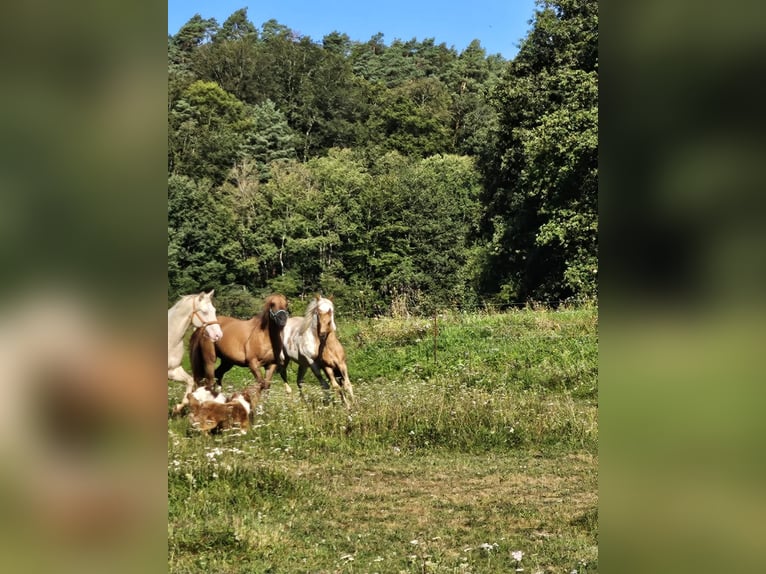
323,364,349,409
169,367,195,416
247,358,268,393
307,361,331,391
337,363,355,409
263,363,279,389
295,363,306,393
214,358,234,390
282,362,303,403
306,362,332,405
275,359,292,395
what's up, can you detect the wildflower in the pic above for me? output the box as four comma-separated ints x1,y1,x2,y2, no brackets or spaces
479,542,499,552
512,550,524,562
205,447,224,460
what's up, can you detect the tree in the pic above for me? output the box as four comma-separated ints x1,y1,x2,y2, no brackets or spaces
239,99,298,181
367,77,453,157
480,0,598,303
449,40,504,156
166,7,566,313
167,175,244,300
171,14,218,58
168,80,251,184
216,8,258,43
194,8,259,100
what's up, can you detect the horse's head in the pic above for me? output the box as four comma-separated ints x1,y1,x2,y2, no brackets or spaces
315,295,336,341
193,290,223,342
265,294,289,328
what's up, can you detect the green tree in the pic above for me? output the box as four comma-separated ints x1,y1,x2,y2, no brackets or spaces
363,153,481,311
168,80,251,184
195,8,259,100
216,8,258,42
449,40,505,157
171,14,218,59
368,77,453,157
480,0,598,303
167,175,244,299
238,99,298,182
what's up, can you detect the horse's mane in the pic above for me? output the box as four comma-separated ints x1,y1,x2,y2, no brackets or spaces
170,293,192,313
299,297,334,335
299,298,320,335
189,327,206,383
257,296,273,330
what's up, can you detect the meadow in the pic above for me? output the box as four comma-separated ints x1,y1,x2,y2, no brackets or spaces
168,304,598,573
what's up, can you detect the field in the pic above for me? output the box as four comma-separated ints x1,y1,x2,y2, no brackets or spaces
168,305,598,573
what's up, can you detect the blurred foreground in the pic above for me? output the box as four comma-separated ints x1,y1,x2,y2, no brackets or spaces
0,1,165,572
0,290,165,573
602,1,766,572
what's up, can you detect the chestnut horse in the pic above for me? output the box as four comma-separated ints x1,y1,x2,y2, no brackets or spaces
279,295,354,408
190,294,289,399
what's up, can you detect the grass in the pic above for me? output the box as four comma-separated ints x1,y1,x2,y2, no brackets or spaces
168,304,598,573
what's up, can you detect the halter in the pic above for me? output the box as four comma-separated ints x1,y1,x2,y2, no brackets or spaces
269,308,289,323
192,297,220,331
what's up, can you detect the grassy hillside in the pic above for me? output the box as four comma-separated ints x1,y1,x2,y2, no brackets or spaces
168,304,598,573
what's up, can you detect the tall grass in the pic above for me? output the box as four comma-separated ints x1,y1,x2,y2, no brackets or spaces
168,305,598,573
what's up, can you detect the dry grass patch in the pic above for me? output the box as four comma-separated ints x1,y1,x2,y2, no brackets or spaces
306,451,598,572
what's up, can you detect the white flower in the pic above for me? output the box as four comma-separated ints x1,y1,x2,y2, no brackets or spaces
512,550,524,562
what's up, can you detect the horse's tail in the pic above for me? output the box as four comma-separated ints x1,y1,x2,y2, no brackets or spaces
189,327,206,383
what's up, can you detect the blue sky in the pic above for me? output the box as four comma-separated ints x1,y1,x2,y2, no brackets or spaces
168,0,539,60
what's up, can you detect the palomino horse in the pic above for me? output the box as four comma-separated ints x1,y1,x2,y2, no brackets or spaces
167,291,223,415
279,295,354,409
190,293,289,399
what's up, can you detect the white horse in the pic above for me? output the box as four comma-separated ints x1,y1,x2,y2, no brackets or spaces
168,291,223,414
279,295,354,408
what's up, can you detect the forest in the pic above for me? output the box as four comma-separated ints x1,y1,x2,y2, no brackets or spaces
168,0,597,316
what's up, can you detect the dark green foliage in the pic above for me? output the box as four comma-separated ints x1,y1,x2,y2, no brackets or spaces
168,80,252,184
167,175,244,298
480,0,598,303
167,3,597,312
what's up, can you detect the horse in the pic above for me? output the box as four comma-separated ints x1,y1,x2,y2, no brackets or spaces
168,291,223,415
278,295,355,409
189,293,289,400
